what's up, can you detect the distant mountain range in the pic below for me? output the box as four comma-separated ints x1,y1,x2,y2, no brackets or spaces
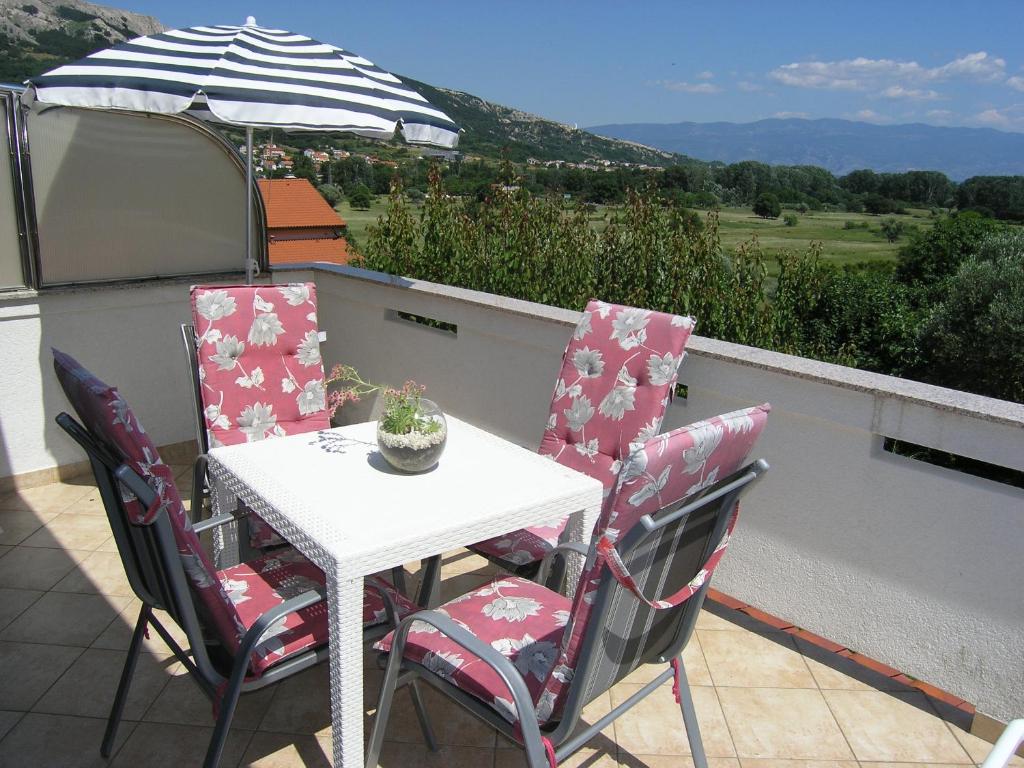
587,118,1024,180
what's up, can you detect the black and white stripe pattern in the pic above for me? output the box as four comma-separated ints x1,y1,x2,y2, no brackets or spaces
26,22,460,147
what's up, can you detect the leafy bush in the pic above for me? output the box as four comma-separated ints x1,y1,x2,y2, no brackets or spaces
913,231,1024,401
783,213,798,227
843,220,869,230
348,183,373,210
879,218,905,242
896,212,1004,290
317,183,342,207
864,194,898,215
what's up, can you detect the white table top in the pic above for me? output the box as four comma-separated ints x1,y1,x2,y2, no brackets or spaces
207,416,604,576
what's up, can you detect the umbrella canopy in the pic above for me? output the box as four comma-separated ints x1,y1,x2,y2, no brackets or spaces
25,18,460,147
24,18,460,282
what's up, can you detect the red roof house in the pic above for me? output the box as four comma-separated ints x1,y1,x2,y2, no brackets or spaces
257,178,351,266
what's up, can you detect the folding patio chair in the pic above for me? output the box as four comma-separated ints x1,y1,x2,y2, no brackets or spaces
469,299,695,577
51,349,435,768
366,404,771,768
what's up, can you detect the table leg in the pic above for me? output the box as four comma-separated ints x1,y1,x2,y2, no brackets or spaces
328,570,366,768
561,503,600,601
208,474,240,569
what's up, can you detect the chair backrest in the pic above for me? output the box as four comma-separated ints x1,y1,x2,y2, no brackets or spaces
180,322,209,455
52,350,246,658
538,300,695,496
537,403,770,724
189,283,329,449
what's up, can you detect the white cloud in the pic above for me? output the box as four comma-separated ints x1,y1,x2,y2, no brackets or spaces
657,80,721,94
975,108,1011,127
847,109,891,123
881,85,941,101
1007,75,1024,92
737,80,764,92
696,70,715,80
773,111,809,119
769,51,1006,92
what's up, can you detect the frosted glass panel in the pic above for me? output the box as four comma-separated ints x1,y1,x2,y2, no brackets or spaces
0,99,26,289
27,107,255,285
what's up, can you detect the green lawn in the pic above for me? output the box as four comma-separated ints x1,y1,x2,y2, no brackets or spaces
338,199,933,275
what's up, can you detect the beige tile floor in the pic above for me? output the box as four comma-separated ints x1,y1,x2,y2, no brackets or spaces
0,473,1011,768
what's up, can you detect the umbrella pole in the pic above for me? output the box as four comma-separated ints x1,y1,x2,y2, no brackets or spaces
245,126,254,284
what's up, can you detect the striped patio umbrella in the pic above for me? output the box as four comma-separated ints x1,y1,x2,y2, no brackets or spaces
24,17,460,280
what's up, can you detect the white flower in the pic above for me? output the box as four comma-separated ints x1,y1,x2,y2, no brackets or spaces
513,639,558,681
616,365,637,387
554,378,582,401
573,311,593,340
248,313,284,347
204,403,230,430
297,379,325,415
684,466,720,497
634,418,660,444
238,402,277,442
535,690,558,724
210,336,245,371
254,615,291,659
551,663,573,683
724,410,757,434
682,423,724,474
279,283,310,306
563,396,595,432
599,385,636,420
545,412,557,431
647,352,679,386
483,596,542,622
574,438,599,460
297,330,321,368
610,308,651,350
627,465,672,507
235,366,264,389
594,301,612,319
552,610,570,627
618,446,648,486
281,377,297,394
572,347,604,378
253,294,275,312
221,577,251,604
422,650,464,682
671,314,694,329
195,290,237,321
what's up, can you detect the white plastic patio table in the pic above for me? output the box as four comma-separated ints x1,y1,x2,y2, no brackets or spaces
205,416,603,768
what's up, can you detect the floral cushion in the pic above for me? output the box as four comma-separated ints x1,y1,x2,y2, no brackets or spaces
473,300,695,566
220,548,419,677
375,576,570,725
191,283,330,548
52,349,248,656
536,403,771,722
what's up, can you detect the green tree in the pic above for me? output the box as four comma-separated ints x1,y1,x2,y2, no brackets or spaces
348,183,374,210
783,213,799,227
896,212,1004,289
752,193,781,219
879,218,905,243
913,232,1024,401
317,184,343,207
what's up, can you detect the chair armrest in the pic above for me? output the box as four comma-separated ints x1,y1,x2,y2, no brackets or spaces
387,609,544,741
237,588,327,659
537,541,590,584
364,577,403,629
192,512,241,534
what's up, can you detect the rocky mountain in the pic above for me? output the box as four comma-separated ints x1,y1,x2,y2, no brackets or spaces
0,0,162,82
586,118,1024,180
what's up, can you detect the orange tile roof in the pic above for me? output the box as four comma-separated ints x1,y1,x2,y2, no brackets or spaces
268,237,351,266
257,178,346,229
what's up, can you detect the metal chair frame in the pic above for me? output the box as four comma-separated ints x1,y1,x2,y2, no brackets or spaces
55,411,435,768
366,458,769,768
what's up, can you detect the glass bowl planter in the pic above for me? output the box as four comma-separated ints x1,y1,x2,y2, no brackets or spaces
376,398,447,473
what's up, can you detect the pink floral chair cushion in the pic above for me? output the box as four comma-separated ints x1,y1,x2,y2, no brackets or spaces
473,300,695,566
54,350,418,679
379,404,769,727
221,550,418,677
191,283,330,548
375,576,570,725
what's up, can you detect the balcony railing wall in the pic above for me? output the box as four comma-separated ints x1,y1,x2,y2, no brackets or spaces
1,264,1020,725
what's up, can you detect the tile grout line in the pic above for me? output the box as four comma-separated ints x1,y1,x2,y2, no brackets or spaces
817,686,863,763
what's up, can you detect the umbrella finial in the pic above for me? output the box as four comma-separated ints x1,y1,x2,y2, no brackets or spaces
244,16,257,27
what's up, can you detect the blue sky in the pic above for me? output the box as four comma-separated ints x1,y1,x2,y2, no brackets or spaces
126,1,1024,131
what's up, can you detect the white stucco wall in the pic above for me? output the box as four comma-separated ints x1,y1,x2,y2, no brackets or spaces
0,282,201,477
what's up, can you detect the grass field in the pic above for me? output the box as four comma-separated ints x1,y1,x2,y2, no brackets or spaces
337,199,933,274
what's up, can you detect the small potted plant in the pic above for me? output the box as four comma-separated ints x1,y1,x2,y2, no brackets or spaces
326,365,447,473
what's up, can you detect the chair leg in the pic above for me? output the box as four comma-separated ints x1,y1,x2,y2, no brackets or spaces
102,604,151,757
204,676,245,768
390,565,408,596
408,680,438,751
675,656,708,768
365,652,403,768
